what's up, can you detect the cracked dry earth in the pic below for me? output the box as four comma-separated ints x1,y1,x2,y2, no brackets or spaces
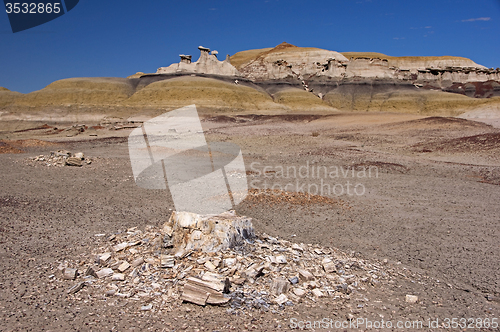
0,112,499,331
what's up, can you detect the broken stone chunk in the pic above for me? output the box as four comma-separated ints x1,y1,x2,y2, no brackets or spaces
204,261,217,272
144,258,156,265
232,277,245,285
112,273,125,281
405,294,418,303
272,294,288,305
322,258,336,273
194,275,224,292
180,277,230,306
304,280,319,289
53,150,71,157
181,283,210,306
175,211,202,229
112,242,128,252
128,268,138,278
65,157,82,167
201,272,225,289
160,255,175,268
117,261,130,272
162,224,173,237
110,260,123,270
67,282,86,294
74,152,84,160
312,288,324,297
85,267,98,278
298,269,314,281
63,268,77,280
128,240,142,247
96,268,113,278
275,255,287,264
293,288,307,298
223,258,236,267
141,304,152,311
130,257,144,268
270,278,290,295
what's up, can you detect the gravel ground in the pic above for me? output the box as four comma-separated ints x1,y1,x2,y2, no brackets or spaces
0,112,499,331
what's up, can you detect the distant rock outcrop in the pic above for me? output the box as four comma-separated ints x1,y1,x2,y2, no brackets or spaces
230,43,500,87
234,42,349,81
157,46,240,76
341,52,487,70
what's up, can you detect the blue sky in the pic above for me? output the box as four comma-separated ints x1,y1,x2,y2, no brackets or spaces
1,0,499,93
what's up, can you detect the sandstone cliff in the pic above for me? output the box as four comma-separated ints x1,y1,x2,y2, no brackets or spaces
231,43,499,86
233,42,348,81
341,52,487,70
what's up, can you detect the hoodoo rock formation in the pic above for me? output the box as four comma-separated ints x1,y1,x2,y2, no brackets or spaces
157,46,240,77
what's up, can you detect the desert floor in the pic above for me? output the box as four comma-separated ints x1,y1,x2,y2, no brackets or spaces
0,111,499,331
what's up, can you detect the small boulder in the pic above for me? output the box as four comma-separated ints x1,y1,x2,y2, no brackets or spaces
65,157,82,167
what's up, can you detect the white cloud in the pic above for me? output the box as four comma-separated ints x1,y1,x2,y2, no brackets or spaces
461,17,491,22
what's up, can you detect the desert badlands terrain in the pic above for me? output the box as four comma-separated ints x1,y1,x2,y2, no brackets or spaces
0,43,499,331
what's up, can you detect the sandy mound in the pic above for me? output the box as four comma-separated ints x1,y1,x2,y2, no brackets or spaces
125,76,285,112
0,138,57,154
0,88,22,107
415,132,500,153
325,88,500,116
0,78,137,123
272,88,336,111
457,107,500,128
0,141,24,154
13,77,135,107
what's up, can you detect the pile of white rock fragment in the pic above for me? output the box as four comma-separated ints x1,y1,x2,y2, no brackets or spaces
57,211,386,311
31,150,91,167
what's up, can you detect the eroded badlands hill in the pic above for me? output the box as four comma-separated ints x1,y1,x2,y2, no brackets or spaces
1,43,499,124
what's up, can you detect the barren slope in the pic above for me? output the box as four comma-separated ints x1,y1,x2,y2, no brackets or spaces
324,87,500,116
125,76,285,113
